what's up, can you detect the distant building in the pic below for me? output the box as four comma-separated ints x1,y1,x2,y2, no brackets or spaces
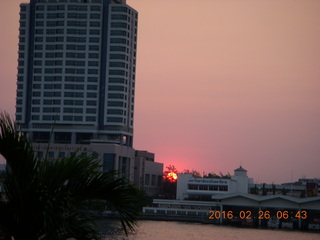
176,166,253,200
250,178,320,198
134,150,163,196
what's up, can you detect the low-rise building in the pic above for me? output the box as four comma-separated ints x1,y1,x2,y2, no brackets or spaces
176,166,254,200
134,150,163,196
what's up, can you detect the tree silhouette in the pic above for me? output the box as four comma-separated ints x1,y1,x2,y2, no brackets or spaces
0,112,142,239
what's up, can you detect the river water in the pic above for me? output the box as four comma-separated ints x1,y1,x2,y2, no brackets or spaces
101,220,319,240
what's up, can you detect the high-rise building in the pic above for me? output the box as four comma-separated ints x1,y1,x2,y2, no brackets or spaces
16,0,137,147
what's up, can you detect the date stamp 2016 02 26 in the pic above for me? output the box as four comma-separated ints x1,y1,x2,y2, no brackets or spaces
208,210,308,220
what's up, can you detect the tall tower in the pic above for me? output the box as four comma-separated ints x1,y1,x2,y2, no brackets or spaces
16,0,137,147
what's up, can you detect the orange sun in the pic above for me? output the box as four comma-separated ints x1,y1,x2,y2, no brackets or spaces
166,172,178,182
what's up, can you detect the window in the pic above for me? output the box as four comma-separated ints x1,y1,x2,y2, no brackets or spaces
66,60,85,66
34,52,42,58
107,101,123,107
88,61,99,66
33,92,41,97
67,29,86,35
145,174,150,185
151,175,156,186
65,84,84,90
110,38,126,44
65,68,85,74
90,13,100,19
108,93,124,99
86,116,96,121
111,6,127,13
87,85,97,90
68,5,87,11
219,186,228,192
33,84,41,89
34,45,43,50
88,53,99,58
109,62,125,68
35,29,43,34
111,30,127,36
188,184,198,190
110,54,125,60
36,13,44,19
209,185,218,191
88,69,98,74
89,45,99,51
89,37,99,43
87,100,96,106
67,21,87,27
74,116,83,121
86,108,96,114
109,78,125,83
199,185,208,191
107,117,123,123
90,21,100,27
67,37,86,43
109,70,125,76
36,21,44,27
111,22,127,28
89,29,100,35
157,175,162,186
90,6,101,11
111,14,127,21
108,86,124,91
65,76,85,82
32,107,40,113
76,13,87,19
63,116,73,121
36,5,44,10
44,92,61,97
88,77,98,82
66,52,85,58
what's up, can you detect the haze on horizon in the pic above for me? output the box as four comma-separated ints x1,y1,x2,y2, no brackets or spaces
0,0,319,184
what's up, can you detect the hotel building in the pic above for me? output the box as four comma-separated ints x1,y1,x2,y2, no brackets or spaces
15,0,163,184
16,0,137,147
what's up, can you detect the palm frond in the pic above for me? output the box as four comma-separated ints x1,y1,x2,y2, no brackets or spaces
0,111,143,238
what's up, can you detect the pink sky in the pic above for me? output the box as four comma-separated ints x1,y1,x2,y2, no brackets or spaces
1,0,320,183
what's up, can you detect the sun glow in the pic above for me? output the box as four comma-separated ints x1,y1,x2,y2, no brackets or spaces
166,172,178,182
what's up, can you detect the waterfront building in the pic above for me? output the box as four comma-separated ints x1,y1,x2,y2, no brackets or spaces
16,0,137,147
176,166,253,201
249,179,320,198
143,195,320,230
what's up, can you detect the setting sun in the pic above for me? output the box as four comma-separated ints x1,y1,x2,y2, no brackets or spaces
166,172,178,182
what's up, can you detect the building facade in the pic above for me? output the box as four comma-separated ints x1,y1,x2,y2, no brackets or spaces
16,0,137,147
176,167,253,200
134,151,163,196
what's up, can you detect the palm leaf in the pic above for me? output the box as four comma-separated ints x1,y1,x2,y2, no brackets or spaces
0,111,142,239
